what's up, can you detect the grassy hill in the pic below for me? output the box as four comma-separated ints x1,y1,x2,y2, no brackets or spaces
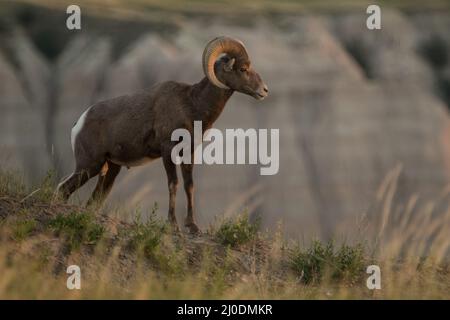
0,169,448,299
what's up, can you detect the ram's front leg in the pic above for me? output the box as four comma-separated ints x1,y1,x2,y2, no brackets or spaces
162,152,179,232
181,163,200,234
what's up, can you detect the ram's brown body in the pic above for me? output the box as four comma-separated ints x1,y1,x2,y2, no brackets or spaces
75,79,231,169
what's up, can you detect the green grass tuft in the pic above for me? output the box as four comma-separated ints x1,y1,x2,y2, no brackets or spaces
288,240,367,285
11,218,36,242
215,213,259,247
48,212,105,251
128,206,167,258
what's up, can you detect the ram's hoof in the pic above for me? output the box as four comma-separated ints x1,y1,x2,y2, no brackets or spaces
185,222,200,235
169,221,180,233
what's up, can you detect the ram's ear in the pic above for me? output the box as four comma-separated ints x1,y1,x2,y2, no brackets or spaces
224,58,235,72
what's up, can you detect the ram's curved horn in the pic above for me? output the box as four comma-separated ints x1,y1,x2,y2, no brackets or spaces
202,36,249,89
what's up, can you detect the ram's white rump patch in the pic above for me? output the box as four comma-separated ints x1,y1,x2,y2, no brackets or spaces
71,107,91,153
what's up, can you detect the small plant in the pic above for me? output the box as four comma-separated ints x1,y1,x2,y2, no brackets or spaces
215,213,259,247
128,204,188,275
152,248,187,277
128,205,167,258
11,218,36,241
48,212,105,251
0,169,25,197
32,170,58,202
289,240,367,284
334,243,367,281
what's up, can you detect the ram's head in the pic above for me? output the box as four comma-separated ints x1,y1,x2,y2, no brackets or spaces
203,36,269,100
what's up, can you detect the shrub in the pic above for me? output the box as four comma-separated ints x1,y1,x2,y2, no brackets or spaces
215,213,259,247
48,212,105,251
289,240,367,284
11,218,36,241
128,207,167,258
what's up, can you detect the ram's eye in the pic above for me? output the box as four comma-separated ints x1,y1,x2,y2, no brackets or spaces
240,68,247,72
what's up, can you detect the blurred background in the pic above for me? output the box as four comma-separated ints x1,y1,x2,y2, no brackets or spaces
1,0,450,240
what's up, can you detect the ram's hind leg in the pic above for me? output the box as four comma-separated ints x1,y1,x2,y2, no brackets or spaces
56,163,103,202
87,161,121,207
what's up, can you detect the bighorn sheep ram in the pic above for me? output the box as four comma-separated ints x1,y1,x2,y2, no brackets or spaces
56,36,268,233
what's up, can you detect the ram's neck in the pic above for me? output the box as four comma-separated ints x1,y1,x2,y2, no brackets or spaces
190,77,234,130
